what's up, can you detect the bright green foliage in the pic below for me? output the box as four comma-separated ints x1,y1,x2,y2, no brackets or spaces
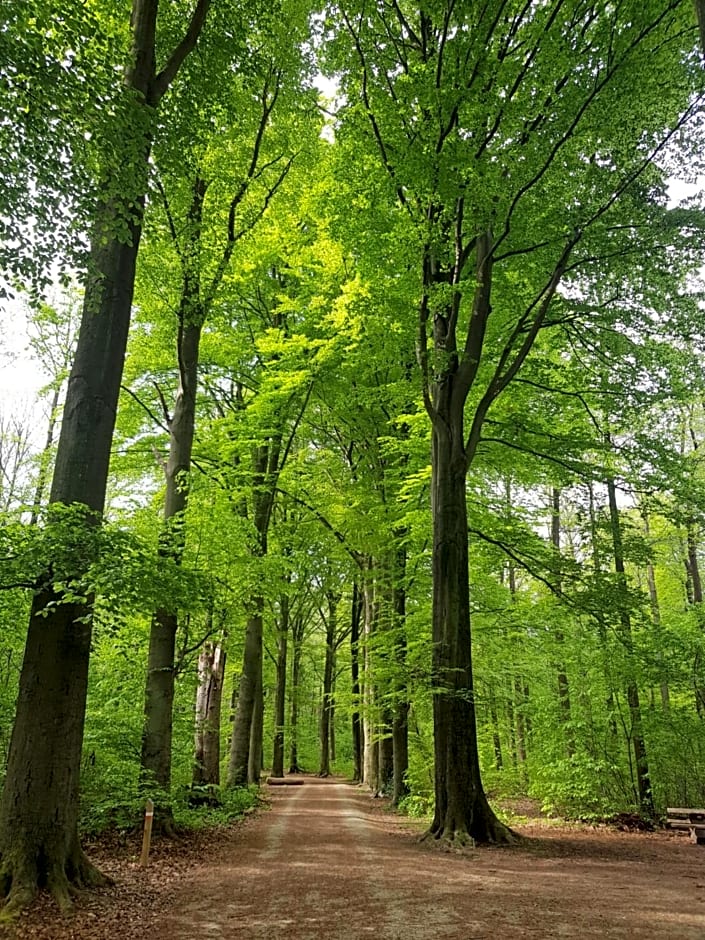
4,0,705,848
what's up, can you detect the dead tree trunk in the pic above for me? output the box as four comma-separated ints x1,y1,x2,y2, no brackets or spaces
192,637,226,795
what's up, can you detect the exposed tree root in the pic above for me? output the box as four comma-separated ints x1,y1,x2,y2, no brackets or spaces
420,827,476,851
421,812,521,850
0,844,110,915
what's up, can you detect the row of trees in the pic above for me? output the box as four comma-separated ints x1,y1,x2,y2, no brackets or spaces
2,0,705,912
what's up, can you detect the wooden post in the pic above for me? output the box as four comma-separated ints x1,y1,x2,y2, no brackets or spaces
140,798,154,866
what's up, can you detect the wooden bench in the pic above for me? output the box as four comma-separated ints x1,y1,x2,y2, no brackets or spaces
666,808,705,844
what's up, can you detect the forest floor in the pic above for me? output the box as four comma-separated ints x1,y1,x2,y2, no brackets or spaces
4,776,705,939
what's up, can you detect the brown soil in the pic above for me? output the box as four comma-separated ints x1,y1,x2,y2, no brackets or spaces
5,776,705,939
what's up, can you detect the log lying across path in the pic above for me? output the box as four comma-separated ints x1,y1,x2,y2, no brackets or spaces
266,777,305,786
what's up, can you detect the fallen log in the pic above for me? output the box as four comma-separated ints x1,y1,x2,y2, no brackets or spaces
266,777,305,786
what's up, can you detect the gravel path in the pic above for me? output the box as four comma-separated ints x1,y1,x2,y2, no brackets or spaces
8,777,705,938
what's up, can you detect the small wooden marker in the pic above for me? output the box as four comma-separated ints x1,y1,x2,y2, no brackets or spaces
140,798,154,867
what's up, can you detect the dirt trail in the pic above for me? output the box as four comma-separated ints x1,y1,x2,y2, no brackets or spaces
152,777,705,940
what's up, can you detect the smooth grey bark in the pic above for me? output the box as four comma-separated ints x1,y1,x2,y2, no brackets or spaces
192,637,226,793
606,476,654,818
0,0,211,909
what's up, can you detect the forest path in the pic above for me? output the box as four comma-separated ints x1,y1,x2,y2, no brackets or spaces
153,776,705,940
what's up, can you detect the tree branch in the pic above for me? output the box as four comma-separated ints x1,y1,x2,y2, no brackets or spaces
150,0,212,103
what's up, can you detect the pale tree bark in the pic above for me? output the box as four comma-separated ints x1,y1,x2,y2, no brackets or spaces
29,385,61,524
228,599,265,786
587,482,620,744
192,635,226,795
248,672,264,784
0,0,211,910
506,558,528,779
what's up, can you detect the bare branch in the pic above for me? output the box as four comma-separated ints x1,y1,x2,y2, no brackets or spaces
121,384,170,434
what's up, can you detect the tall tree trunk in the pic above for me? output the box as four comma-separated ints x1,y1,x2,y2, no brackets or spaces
228,434,283,786
319,594,337,777
141,179,206,799
330,678,336,763
685,522,705,716
642,512,670,710
0,0,211,907
550,488,573,755
271,593,290,778
288,614,304,774
428,423,512,844
350,582,363,783
489,695,503,770
606,477,654,818
362,573,380,793
248,673,263,784
192,637,226,794
392,545,410,805
507,556,528,780
227,603,263,787
587,482,620,743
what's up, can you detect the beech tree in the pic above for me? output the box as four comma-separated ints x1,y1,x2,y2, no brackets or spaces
326,0,702,844
138,46,307,808
0,0,212,909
